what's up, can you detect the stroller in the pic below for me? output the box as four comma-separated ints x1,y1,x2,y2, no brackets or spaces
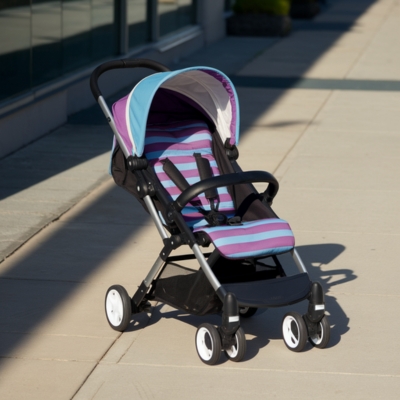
90,59,330,365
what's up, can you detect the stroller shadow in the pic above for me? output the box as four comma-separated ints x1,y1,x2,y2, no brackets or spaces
145,243,354,363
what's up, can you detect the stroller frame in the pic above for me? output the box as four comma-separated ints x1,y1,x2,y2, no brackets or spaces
90,59,330,364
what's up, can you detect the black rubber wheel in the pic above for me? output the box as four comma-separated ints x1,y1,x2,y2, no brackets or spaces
282,311,308,352
195,323,222,365
239,307,258,318
105,285,132,332
224,327,247,362
309,315,331,349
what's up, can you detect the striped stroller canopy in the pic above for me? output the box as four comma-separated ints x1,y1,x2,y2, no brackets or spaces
112,67,240,157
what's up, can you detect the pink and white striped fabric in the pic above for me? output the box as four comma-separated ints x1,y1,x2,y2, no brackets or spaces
144,119,295,259
193,219,294,259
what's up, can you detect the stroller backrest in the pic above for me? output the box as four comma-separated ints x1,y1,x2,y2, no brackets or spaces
144,119,235,229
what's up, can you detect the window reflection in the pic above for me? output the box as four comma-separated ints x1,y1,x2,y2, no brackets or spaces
0,0,199,102
91,0,116,59
0,0,31,100
32,0,62,86
128,0,149,48
158,0,195,37
62,0,91,72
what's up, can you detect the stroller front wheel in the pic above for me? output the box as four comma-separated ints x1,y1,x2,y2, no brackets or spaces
105,285,132,332
195,323,222,365
309,315,331,349
282,311,308,352
224,326,246,362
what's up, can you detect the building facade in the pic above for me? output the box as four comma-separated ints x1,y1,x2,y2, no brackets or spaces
0,0,231,158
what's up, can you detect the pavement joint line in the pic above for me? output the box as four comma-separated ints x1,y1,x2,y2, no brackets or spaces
345,1,396,80
114,362,400,378
272,90,333,176
69,334,126,398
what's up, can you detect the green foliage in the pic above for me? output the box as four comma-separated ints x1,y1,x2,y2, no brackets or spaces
233,0,291,16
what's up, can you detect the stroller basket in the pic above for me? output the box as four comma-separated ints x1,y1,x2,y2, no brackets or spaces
90,58,332,365
152,261,222,316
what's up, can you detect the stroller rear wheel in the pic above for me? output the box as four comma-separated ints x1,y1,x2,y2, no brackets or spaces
105,285,132,332
282,311,308,352
224,326,246,362
309,315,331,349
195,323,221,365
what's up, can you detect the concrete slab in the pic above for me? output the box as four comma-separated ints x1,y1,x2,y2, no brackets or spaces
0,358,96,400
310,90,400,133
74,362,400,400
238,128,303,172
237,87,331,131
274,186,398,235
73,293,400,399
348,5,400,79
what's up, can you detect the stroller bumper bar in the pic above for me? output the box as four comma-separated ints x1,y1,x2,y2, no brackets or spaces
173,170,279,211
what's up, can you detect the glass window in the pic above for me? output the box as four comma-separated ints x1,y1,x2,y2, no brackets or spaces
32,0,62,86
0,0,200,103
128,0,149,48
158,0,195,37
62,0,91,72
0,0,31,100
91,0,116,59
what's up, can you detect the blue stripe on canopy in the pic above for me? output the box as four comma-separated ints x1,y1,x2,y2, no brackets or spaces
124,67,240,157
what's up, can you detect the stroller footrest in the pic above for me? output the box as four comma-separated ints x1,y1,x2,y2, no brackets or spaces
222,273,312,308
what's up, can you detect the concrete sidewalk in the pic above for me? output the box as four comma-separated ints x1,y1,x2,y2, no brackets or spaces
1,0,400,398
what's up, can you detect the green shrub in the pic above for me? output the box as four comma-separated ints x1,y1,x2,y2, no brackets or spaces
233,0,291,16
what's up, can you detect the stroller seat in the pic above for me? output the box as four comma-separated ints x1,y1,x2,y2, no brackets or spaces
194,219,294,259
144,117,295,260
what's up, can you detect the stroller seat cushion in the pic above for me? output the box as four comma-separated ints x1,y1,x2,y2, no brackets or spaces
145,119,236,229
194,218,295,259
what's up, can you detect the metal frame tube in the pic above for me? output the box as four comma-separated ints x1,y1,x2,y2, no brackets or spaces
143,195,169,240
192,245,225,296
144,256,165,286
98,96,131,158
291,248,308,274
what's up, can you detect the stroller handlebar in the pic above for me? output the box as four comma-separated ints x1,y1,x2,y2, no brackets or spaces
174,171,279,211
90,59,170,100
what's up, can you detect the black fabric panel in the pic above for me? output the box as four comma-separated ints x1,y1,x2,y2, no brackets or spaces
111,146,147,209
194,152,219,199
111,146,171,228
153,267,223,316
222,273,311,308
211,133,277,221
162,157,190,192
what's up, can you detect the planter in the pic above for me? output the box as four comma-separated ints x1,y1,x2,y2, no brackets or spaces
227,13,292,37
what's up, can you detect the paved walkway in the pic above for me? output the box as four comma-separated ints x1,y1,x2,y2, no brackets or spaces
1,1,400,398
